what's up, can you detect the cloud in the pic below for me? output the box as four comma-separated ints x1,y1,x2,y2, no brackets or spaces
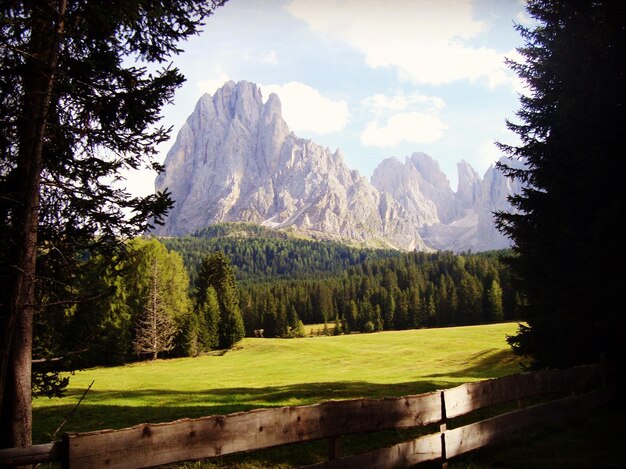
361,112,447,147
362,93,445,114
360,91,447,147
260,50,278,64
287,0,515,88
261,81,349,134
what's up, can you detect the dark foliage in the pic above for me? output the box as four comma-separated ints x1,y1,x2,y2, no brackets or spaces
238,249,519,337
194,252,245,349
0,0,227,446
163,227,520,338
495,0,626,369
162,223,400,284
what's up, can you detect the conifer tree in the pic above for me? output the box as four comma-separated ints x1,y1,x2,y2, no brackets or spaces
197,286,220,350
133,259,177,360
195,253,244,348
0,0,226,447
485,280,504,323
496,0,626,368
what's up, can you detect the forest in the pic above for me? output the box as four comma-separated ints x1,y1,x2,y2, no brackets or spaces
161,223,401,282
162,223,519,336
31,224,521,381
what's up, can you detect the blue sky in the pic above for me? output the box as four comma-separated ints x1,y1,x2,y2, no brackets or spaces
125,0,531,196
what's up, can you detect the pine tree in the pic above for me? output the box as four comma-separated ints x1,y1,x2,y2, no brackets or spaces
133,259,177,360
496,0,626,368
459,274,483,325
195,253,244,349
198,287,220,350
382,290,395,330
0,0,226,447
485,280,504,323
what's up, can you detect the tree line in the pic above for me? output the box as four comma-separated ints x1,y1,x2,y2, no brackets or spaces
161,222,400,283
36,238,244,373
236,250,520,338
34,233,520,376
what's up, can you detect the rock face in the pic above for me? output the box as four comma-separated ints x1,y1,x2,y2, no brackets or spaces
155,80,519,251
376,157,521,252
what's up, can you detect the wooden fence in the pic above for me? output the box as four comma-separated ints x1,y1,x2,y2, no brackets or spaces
0,363,612,468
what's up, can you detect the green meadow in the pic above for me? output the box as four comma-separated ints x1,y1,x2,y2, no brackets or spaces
33,322,620,468
33,322,522,445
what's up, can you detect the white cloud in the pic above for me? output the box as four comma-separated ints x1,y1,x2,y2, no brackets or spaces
260,50,278,64
360,91,447,147
287,0,515,88
261,81,349,134
362,92,445,114
361,112,447,147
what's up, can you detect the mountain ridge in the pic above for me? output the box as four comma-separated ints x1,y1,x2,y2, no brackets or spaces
154,80,519,251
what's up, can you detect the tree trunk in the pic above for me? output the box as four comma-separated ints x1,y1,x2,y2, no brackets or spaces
0,0,66,450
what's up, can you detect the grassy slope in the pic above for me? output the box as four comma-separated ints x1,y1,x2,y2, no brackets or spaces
33,323,521,444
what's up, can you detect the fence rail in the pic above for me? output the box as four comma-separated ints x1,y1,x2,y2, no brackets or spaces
0,363,611,468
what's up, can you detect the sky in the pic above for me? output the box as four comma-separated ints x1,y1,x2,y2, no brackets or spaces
124,0,532,197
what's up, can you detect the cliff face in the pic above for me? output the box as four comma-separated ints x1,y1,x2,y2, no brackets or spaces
155,80,518,251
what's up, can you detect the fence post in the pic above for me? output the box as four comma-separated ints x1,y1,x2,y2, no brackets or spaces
61,433,70,469
328,436,341,460
440,390,447,469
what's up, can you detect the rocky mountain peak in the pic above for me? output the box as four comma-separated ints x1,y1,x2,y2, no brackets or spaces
154,80,517,252
456,160,483,209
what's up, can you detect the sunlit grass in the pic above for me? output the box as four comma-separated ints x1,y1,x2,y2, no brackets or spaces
33,322,522,444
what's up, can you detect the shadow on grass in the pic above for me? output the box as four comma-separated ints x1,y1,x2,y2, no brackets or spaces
426,348,522,379
34,379,455,443
33,351,521,444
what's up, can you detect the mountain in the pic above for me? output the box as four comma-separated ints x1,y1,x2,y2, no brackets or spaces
154,80,519,251
372,154,520,252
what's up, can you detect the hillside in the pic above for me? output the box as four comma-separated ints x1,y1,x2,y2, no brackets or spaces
160,222,401,283
159,227,519,336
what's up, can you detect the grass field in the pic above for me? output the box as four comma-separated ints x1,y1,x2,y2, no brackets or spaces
31,321,621,468
33,322,522,446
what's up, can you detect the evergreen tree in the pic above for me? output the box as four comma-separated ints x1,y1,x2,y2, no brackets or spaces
195,253,244,348
459,274,483,325
0,0,226,447
126,238,191,354
485,280,504,323
333,315,342,336
291,319,306,338
374,305,384,332
197,286,220,351
496,0,626,368
382,290,395,330
133,259,177,360
67,238,191,364
348,300,359,332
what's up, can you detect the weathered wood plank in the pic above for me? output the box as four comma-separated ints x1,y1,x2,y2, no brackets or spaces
66,392,441,469
0,441,62,466
445,363,605,419
445,387,613,458
62,364,609,468
299,432,441,469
